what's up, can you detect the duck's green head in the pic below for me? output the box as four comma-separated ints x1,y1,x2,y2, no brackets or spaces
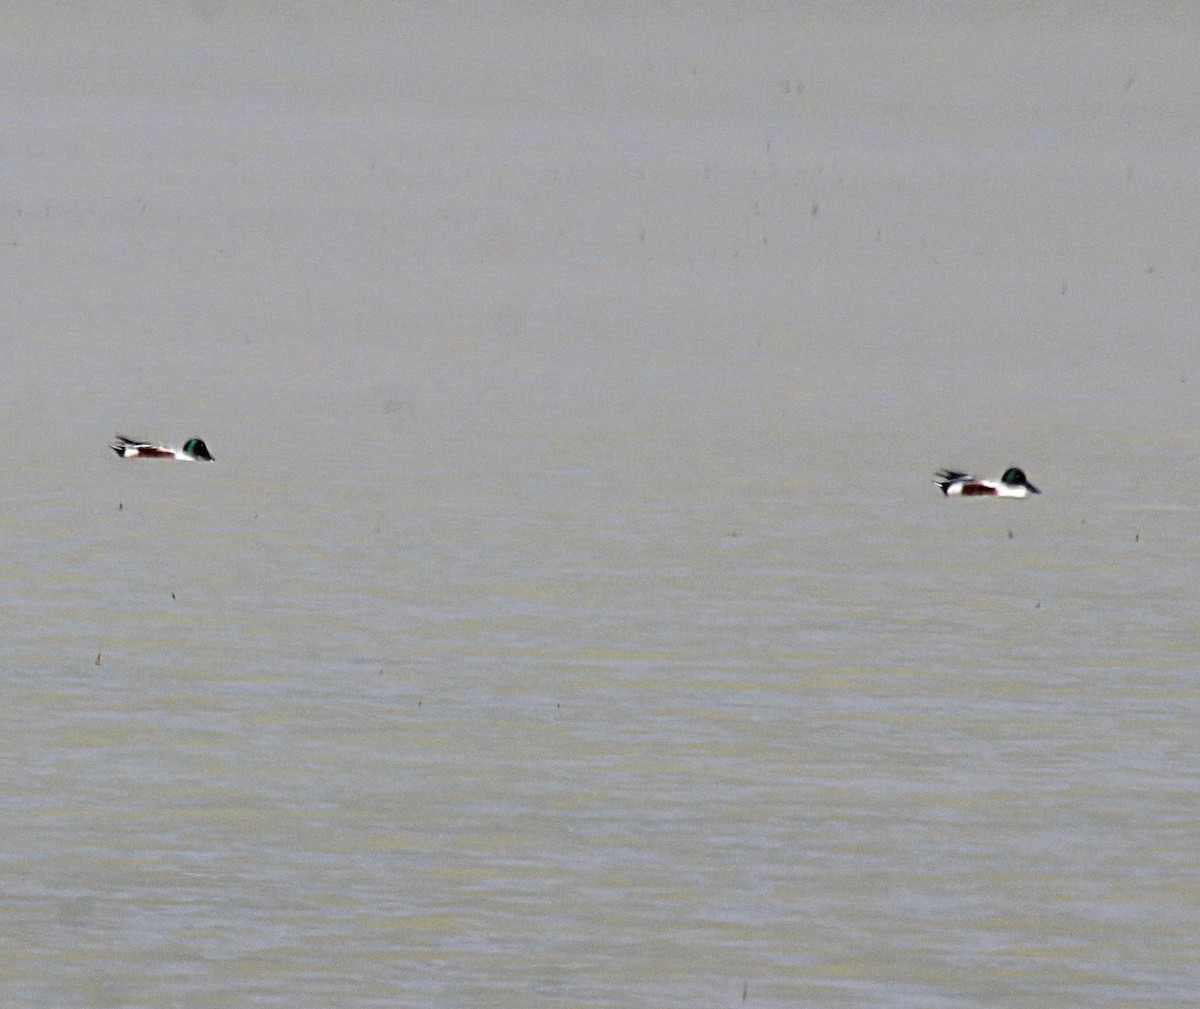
184,438,215,461
1001,467,1037,492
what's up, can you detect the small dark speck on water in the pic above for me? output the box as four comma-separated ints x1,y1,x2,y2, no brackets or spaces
743,981,749,1002
171,592,176,601
1007,528,1013,539
118,502,123,511
95,649,102,666
1135,533,1139,542
1035,601,1041,609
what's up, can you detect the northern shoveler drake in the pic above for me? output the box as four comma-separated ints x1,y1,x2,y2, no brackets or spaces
110,434,215,461
934,467,1039,497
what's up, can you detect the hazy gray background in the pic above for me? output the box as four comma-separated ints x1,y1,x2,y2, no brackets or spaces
3,4,1198,1007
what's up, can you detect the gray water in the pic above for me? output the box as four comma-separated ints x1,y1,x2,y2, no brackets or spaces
3,5,1199,1007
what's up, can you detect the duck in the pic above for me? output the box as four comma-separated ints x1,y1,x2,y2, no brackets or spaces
110,434,215,461
934,467,1039,497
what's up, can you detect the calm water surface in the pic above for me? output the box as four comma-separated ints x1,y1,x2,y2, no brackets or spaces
4,5,1200,1007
